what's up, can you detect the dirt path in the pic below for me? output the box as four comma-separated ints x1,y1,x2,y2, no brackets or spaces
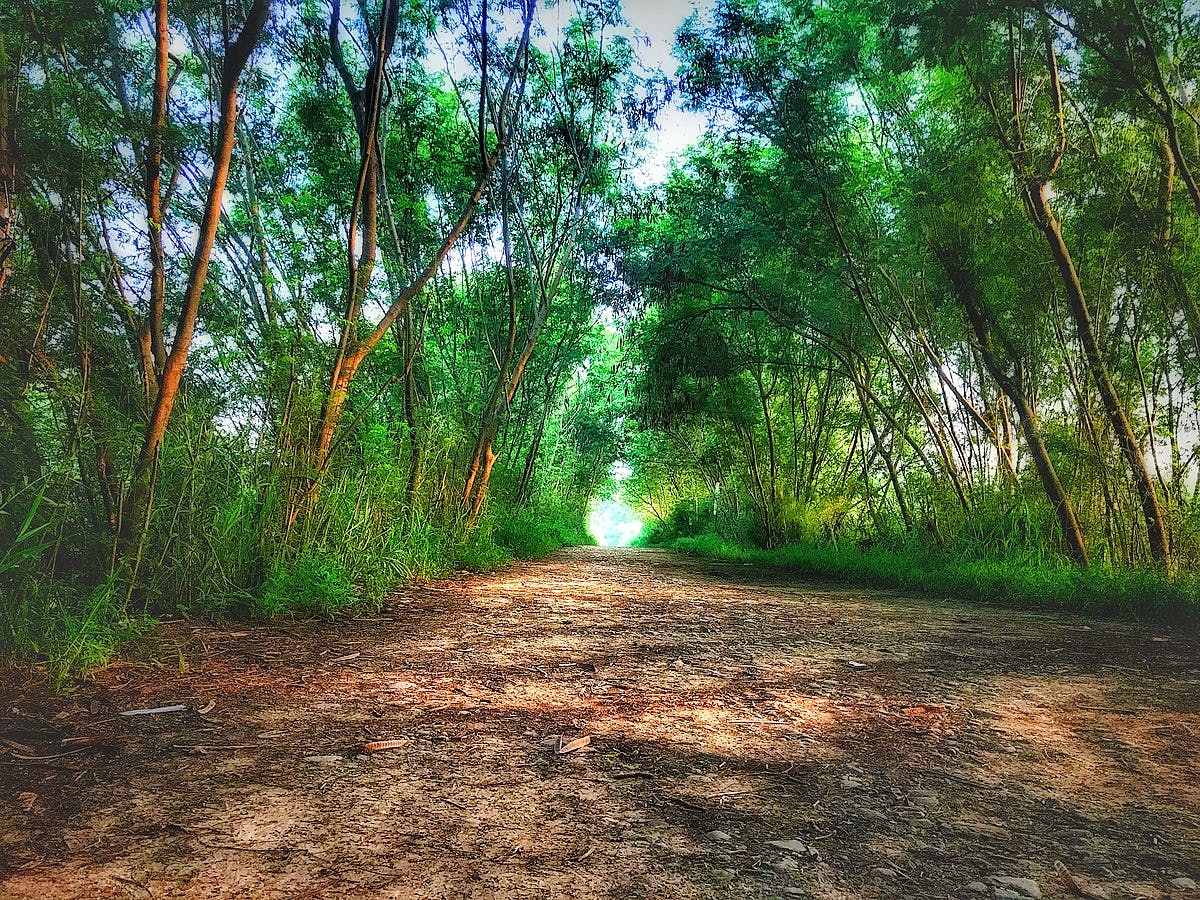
1,548,1199,899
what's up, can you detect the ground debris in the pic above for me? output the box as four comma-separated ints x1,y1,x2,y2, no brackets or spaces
1,548,1198,898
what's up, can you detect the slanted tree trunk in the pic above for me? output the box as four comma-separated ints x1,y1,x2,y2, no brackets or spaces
936,247,1089,564
977,26,1169,567
288,0,533,531
119,0,273,552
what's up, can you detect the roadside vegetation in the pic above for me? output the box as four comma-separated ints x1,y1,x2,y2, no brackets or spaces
0,0,625,680
621,0,1200,622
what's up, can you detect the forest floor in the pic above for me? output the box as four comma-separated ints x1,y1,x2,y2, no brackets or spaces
1,548,1199,900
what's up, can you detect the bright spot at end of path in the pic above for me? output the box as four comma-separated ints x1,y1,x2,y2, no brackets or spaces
589,499,643,547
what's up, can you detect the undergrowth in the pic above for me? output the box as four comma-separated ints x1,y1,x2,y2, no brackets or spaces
649,531,1199,622
1,472,593,684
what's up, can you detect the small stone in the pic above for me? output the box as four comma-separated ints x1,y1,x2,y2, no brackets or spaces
770,856,800,873
706,830,732,843
872,867,897,877
1170,877,1198,890
841,775,864,788
995,890,1025,900
522,728,537,737
303,754,345,766
711,868,736,883
966,883,988,894
765,839,809,854
988,875,1042,898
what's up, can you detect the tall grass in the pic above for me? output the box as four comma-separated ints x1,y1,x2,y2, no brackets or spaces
656,532,1200,622
1,431,595,682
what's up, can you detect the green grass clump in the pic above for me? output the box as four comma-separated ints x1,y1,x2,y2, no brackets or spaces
659,533,1199,622
251,549,357,618
494,508,592,559
1,575,152,686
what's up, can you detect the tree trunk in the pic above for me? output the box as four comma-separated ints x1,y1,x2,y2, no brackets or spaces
940,250,1089,564
0,34,17,303
1024,181,1169,566
119,0,272,552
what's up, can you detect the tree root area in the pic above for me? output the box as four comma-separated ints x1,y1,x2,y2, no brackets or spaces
1,548,1198,898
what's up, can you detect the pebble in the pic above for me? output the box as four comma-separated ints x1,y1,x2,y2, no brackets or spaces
302,754,346,766
841,775,864,788
988,875,1042,898
765,839,809,854
770,857,800,873
872,867,897,877
966,882,987,893
1170,877,1198,890
706,830,732,843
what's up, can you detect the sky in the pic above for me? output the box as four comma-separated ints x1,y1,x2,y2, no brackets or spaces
618,1,710,183
535,0,711,185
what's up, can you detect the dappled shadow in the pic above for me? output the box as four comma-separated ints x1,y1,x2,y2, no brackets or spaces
1,547,1198,898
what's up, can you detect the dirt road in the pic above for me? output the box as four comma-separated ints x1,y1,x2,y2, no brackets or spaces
2,548,1199,899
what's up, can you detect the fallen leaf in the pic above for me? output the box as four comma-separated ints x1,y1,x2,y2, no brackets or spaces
558,735,592,754
363,739,408,752
18,791,39,812
196,701,216,715
846,660,867,669
329,652,361,663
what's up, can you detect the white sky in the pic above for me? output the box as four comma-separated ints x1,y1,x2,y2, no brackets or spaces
620,0,710,184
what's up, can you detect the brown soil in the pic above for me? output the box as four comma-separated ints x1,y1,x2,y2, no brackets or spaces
1,547,1198,899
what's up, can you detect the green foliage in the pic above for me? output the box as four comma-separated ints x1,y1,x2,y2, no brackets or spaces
658,533,1200,622
493,502,595,560
1,574,152,687
253,549,356,618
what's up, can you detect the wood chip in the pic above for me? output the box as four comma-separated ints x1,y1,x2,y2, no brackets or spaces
558,735,592,754
363,739,408,753
119,704,187,717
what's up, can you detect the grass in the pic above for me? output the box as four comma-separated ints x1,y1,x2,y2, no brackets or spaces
1,486,595,683
656,532,1200,623
493,506,593,560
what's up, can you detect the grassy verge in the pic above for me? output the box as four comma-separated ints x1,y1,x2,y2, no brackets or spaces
2,503,592,685
656,532,1200,623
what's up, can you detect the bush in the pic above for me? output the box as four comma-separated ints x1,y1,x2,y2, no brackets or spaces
493,500,593,559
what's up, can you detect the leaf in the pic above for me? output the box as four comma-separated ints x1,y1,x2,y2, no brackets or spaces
558,735,592,754
197,701,216,715
363,739,408,752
